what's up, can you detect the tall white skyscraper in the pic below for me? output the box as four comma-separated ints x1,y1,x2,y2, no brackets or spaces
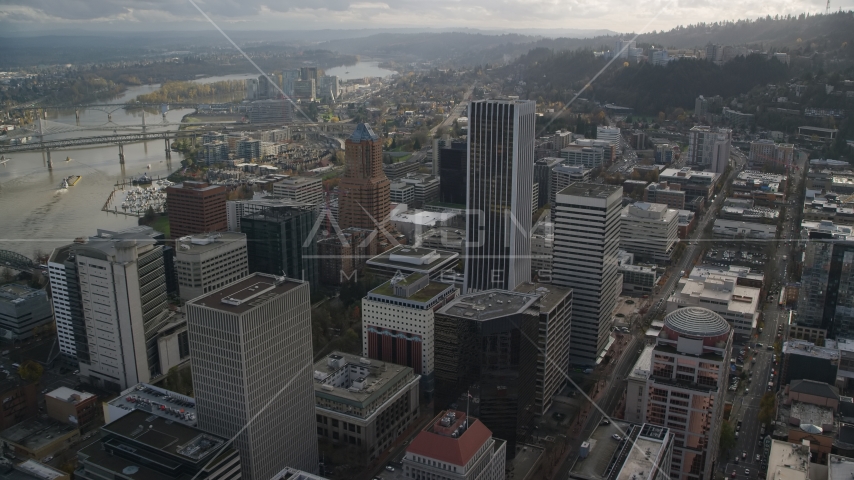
186,273,319,480
47,226,170,390
464,99,536,293
552,183,623,365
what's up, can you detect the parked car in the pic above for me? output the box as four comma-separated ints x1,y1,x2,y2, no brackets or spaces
612,434,622,441
385,466,395,472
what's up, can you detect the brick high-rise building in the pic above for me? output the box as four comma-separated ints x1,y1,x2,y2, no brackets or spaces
339,124,391,234
165,181,227,239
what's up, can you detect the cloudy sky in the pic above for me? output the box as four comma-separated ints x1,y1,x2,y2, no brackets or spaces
0,0,843,35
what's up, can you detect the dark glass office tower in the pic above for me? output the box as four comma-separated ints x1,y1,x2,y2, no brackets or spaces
240,207,318,289
438,141,467,205
433,289,539,459
464,99,536,293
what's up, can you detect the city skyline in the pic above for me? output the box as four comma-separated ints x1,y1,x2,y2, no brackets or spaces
0,1,848,35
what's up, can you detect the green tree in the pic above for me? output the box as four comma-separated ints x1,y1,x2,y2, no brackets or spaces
413,138,422,151
18,360,44,382
719,421,737,453
759,392,776,426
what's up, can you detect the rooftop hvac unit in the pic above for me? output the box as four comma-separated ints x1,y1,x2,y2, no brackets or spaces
321,384,334,392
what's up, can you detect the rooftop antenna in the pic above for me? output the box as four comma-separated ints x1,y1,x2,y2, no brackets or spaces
826,0,830,14
466,389,471,428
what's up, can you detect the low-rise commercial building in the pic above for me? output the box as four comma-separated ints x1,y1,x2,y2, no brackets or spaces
620,265,660,295
75,409,240,480
44,387,97,429
174,232,249,301
749,139,794,168
0,418,79,461
0,284,53,342
0,374,37,430
398,173,440,207
780,340,840,387
568,421,673,480
561,144,605,169
765,439,810,480
667,274,760,341
712,219,777,240
403,410,506,480
365,246,459,280
272,176,324,208
620,202,679,264
659,168,718,204
313,352,420,463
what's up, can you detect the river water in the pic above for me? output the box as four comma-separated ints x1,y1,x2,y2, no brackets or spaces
0,83,197,259
0,62,392,259
324,61,396,80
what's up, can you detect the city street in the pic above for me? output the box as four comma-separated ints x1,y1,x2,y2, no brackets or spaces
718,151,805,480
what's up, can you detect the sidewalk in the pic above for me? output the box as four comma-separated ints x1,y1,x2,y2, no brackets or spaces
361,404,435,480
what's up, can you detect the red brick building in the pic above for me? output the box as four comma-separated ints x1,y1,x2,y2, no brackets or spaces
165,181,227,239
0,378,37,430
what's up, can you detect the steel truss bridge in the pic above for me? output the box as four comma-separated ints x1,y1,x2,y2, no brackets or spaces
0,131,192,154
0,250,38,272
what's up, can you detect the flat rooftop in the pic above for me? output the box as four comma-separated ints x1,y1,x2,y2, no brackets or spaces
767,439,810,480
692,265,765,282
103,409,225,463
366,245,458,273
629,346,654,381
368,275,455,304
568,420,633,480
174,232,246,255
0,418,77,452
829,454,854,480
313,352,416,412
108,383,197,426
45,386,95,404
783,340,840,361
0,284,45,304
557,182,621,199
790,401,834,428
515,282,572,313
16,460,68,480
230,196,313,209
186,273,303,315
616,425,671,480
437,289,540,322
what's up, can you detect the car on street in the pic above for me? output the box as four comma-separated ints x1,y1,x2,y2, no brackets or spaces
600,419,610,425
742,451,747,459
731,472,737,478
612,434,622,441
756,454,761,462
745,469,750,476
385,466,395,472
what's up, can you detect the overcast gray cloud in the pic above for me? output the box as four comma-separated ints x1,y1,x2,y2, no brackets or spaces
0,0,839,33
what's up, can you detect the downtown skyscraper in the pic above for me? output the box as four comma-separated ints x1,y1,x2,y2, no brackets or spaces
339,123,391,235
553,183,622,365
186,273,319,479
464,99,536,293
